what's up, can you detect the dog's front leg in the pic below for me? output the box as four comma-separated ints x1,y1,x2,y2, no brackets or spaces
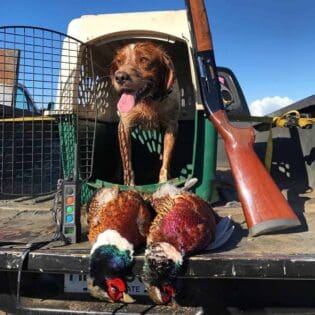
118,121,135,186
159,122,178,183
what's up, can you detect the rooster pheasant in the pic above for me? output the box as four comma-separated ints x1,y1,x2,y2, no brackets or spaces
87,186,152,303
142,180,234,304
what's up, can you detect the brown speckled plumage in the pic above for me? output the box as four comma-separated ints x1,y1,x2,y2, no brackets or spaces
88,187,152,248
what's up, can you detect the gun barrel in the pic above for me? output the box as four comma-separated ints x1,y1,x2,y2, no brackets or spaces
186,0,212,51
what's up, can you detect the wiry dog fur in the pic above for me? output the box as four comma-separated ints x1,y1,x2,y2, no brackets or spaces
110,41,179,185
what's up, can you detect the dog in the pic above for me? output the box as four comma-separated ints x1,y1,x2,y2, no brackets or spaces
110,41,179,186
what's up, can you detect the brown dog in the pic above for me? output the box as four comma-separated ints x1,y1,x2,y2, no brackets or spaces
110,42,179,185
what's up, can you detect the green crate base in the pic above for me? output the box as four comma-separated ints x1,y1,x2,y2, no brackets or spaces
82,177,186,205
61,112,218,206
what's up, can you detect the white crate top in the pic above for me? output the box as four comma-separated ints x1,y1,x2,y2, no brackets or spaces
49,9,203,114
66,10,192,46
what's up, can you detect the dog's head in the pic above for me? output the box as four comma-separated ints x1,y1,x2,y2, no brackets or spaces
110,42,175,111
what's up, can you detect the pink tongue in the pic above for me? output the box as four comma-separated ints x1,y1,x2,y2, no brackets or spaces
117,93,136,113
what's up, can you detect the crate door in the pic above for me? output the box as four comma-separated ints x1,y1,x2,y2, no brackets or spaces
0,27,97,196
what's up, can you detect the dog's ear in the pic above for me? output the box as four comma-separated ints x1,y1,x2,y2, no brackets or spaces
110,47,123,80
161,52,175,91
109,58,117,80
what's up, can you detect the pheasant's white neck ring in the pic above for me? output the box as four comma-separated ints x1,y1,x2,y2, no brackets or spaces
91,229,134,257
146,242,183,266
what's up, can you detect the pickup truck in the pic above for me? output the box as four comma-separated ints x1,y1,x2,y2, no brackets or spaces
0,83,40,117
0,16,315,315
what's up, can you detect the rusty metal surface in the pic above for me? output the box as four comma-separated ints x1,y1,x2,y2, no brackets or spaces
19,296,203,314
0,249,24,271
0,197,57,244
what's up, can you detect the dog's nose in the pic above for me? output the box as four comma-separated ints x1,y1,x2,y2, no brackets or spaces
115,71,130,85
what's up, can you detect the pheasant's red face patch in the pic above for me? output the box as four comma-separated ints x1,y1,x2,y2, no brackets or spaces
161,284,175,303
106,278,126,301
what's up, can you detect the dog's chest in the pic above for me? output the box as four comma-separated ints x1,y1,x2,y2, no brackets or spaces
121,101,169,130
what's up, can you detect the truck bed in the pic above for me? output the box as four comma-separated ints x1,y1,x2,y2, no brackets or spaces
0,189,314,279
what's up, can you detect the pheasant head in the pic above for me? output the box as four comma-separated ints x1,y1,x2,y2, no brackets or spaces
89,229,135,303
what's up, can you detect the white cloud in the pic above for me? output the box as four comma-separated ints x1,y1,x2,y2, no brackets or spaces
249,96,294,116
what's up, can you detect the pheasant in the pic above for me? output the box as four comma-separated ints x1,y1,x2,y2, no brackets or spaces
142,179,234,304
87,186,153,303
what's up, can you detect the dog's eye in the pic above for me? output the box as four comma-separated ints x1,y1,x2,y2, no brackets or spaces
140,56,149,64
116,59,123,66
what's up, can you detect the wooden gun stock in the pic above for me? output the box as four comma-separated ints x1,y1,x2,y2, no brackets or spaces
186,0,300,235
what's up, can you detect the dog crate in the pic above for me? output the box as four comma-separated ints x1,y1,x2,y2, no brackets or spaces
61,9,218,202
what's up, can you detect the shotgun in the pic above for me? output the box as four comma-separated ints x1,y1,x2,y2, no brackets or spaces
186,0,300,236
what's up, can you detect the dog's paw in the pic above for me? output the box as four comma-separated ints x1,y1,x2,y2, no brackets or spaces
159,168,168,183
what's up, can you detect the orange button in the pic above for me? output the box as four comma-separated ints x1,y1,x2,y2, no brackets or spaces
66,196,74,204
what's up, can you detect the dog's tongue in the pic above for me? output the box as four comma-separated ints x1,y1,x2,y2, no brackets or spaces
117,92,136,113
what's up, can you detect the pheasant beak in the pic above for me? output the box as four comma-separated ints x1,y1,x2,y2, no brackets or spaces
147,284,175,305
121,292,136,304
105,278,135,303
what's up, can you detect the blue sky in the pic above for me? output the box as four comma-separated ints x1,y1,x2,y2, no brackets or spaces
1,0,315,115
